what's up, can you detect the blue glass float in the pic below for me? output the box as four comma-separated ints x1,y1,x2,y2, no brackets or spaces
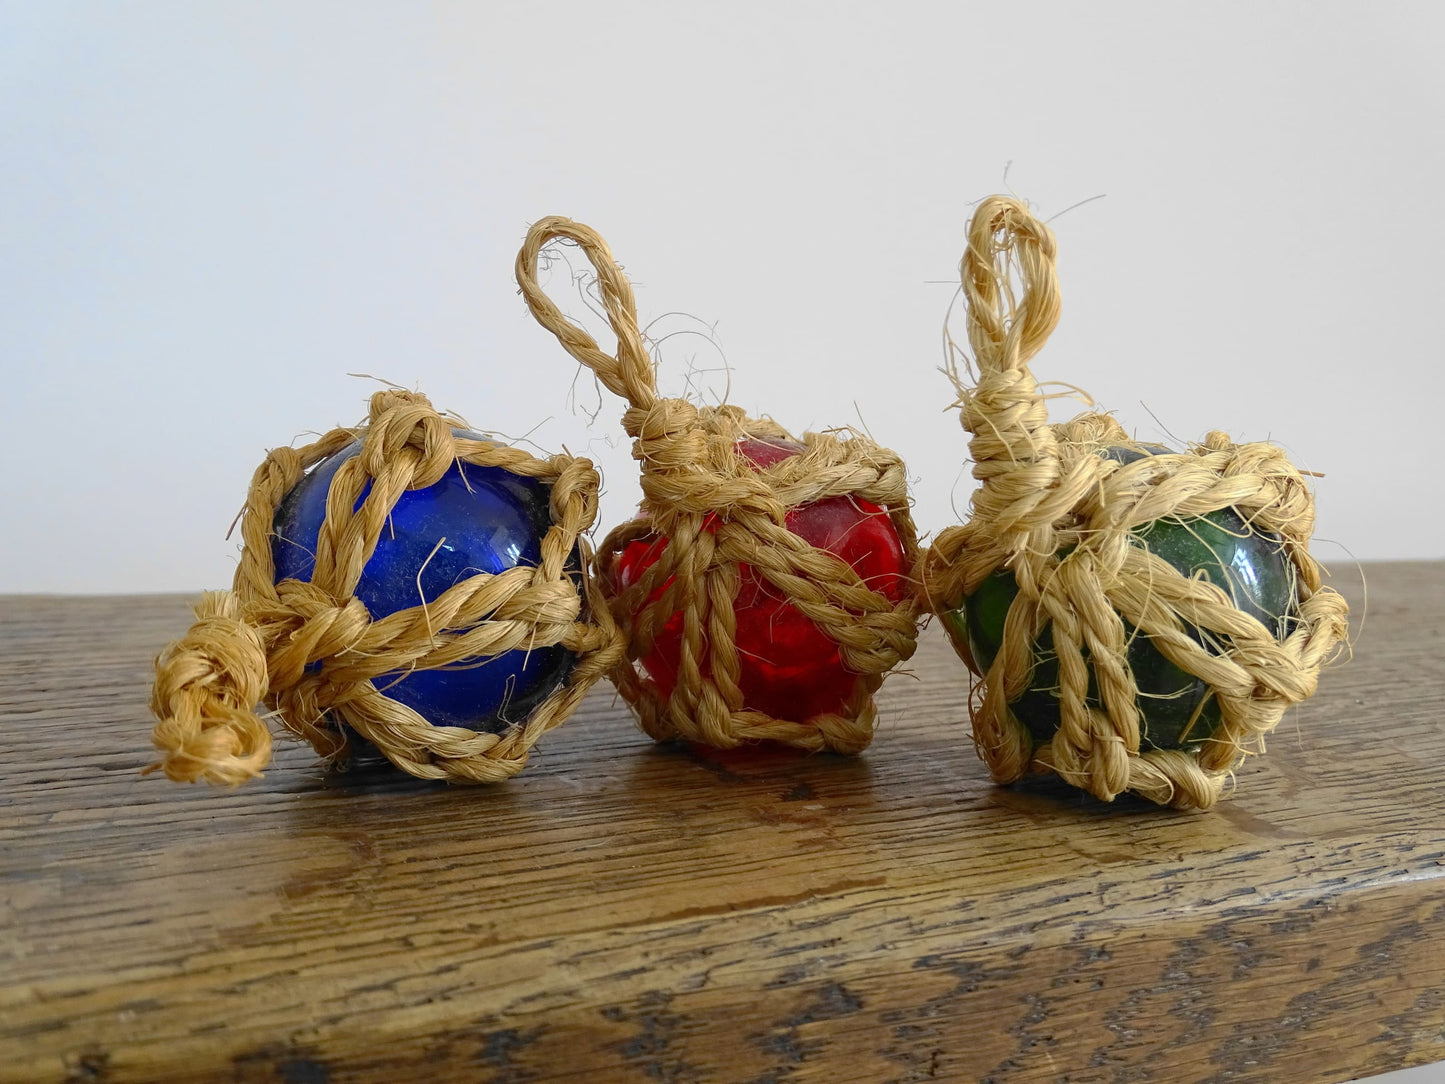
271,431,578,734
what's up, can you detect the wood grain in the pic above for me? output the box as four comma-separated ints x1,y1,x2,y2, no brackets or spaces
2,563,1442,1083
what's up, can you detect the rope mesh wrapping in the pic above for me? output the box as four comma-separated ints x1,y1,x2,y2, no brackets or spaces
148,389,625,785
920,197,1350,810
516,217,922,753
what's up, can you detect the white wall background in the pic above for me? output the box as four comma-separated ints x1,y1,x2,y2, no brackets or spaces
2,1,1442,596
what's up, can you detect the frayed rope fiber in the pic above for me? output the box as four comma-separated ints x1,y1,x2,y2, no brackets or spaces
148,389,624,785
515,217,923,753
919,196,1350,810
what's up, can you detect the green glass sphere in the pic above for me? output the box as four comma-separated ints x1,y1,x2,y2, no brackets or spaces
942,447,1297,750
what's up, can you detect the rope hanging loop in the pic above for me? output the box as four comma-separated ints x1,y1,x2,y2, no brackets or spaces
517,217,923,753
148,388,625,785
920,196,1350,810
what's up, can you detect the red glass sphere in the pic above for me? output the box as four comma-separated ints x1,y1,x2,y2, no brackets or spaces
615,437,909,723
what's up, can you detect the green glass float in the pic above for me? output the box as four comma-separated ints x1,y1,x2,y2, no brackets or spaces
939,446,1297,752
922,194,1349,810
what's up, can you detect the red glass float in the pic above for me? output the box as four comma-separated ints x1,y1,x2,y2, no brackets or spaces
516,218,921,753
616,436,910,723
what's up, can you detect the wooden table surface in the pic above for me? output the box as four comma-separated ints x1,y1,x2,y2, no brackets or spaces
2,562,1442,1084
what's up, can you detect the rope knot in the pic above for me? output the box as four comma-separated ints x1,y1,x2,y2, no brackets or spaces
147,591,273,785
261,580,374,690
622,399,706,471
361,389,456,490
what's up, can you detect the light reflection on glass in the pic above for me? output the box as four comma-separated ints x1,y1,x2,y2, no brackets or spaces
1231,546,1259,604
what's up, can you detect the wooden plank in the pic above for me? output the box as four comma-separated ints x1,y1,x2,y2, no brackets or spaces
1,563,1442,1083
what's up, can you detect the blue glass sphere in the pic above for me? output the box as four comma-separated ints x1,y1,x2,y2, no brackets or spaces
271,432,578,734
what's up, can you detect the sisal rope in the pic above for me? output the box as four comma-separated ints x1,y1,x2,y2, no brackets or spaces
516,217,922,753
148,389,625,785
920,197,1350,810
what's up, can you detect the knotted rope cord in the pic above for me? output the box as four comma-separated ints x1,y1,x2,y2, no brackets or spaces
920,196,1349,809
148,389,624,785
516,217,921,753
